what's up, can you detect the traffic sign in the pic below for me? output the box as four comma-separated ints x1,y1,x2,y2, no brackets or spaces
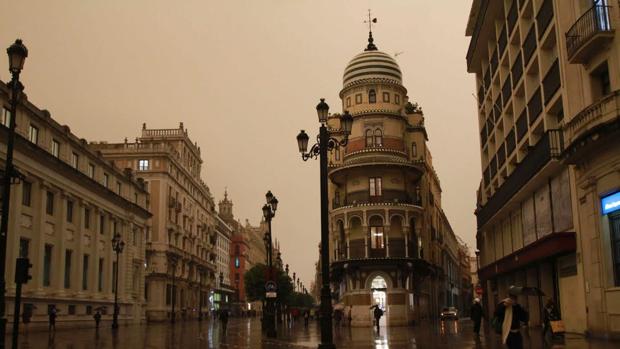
475,285,483,295
265,281,277,292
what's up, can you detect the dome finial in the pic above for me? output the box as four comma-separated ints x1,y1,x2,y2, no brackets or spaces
364,9,378,51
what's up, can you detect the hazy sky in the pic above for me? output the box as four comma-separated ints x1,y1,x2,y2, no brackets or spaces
1,0,479,289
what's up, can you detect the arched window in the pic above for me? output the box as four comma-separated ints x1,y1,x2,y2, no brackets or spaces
410,218,419,258
365,129,373,147
412,142,418,158
374,129,383,146
334,189,340,207
369,90,376,103
369,216,385,250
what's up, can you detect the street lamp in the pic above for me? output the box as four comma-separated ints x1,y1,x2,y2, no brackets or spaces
296,99,352,349
262,191,278,338
0,39,28,346
111,232,125,329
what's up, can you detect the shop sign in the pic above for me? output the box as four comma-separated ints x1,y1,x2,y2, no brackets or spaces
601,191,620,215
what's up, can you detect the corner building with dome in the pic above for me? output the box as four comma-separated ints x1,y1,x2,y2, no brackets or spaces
327,34,470,326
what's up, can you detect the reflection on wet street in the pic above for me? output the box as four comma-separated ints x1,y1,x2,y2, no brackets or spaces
5,317,619,348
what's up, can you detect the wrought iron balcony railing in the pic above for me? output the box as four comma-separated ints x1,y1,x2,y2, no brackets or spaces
566,4,614,64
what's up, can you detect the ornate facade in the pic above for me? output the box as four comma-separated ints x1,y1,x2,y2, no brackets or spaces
92,123,217,321
328,34,465,326
467,0,620,337
0,82,150,328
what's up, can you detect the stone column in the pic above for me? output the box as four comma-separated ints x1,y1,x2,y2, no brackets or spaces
385,224,391,258
55,191,68,294
363,225,369,258
72,198,84,296
404,225,410,258
32,181,47,294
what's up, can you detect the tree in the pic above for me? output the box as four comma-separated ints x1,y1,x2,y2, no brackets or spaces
244,263,294,305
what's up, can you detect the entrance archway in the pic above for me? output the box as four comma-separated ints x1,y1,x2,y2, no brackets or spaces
370,276,387,327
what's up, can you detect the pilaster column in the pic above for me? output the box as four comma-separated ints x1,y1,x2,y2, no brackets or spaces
75,199,86,297
363,225,369,258
404,225,410,258
32,181,47,294
55,191,68,293
385,224,391,257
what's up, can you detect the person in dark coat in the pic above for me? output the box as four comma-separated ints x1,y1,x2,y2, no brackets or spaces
470,298,484,336
48,306,58,332
373,306,383,332
494,292,529,349
542,298,561,340
219,309,229,334
93,310,102,329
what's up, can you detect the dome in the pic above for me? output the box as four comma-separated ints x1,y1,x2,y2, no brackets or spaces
343,49,402,87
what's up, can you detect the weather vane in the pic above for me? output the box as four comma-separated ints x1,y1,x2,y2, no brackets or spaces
364,10,378,51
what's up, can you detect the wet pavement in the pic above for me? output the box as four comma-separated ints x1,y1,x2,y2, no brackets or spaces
6,317,619,348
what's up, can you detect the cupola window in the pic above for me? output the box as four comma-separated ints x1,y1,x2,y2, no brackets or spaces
383,92,390,103
355,94,362,104
374,129,383,146
346,97,351,107
369,90,376,104
365,130,373,147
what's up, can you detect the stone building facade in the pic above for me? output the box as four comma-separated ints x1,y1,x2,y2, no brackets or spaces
467,0,620,337
91,123,217,321
0,82,151,328
328,34,466,326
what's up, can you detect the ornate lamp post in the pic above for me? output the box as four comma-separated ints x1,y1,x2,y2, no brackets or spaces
262,191,278,338
0,39,28,346
285,264,289,276
111,233,125,329
296,98,352,349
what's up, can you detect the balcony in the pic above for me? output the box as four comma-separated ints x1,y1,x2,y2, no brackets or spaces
477,130,563,227
332,192,422,211
564,90,620,161
566,4,614,64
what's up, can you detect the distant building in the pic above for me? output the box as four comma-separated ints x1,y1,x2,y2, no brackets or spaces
218,190,250,313
466,0,620,337
1,82,150,328
213,214,233,310
92,123,217,321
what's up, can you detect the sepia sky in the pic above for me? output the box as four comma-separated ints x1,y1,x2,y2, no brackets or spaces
0,0,479,289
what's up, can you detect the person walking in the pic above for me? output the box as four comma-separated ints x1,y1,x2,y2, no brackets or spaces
494,288,529,349
347,306,353,326
219,308,229,334
48,306,58,333
303,310,310,328
22,305,32,334
93,310,102,330
542,298,562,342
470,298,484,336
373,305,383,332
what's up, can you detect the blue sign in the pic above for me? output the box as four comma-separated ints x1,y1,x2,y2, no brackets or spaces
602,192,620,215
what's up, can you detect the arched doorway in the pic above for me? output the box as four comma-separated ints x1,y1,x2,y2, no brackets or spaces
371,276,387,327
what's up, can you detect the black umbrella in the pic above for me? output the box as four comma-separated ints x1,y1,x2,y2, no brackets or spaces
509,286,546,296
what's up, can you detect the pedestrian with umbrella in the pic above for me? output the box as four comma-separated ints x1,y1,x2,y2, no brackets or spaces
493,286,529,349
371,305,383,332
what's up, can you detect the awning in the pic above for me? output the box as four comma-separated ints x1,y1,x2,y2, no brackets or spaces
479,232,576,281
